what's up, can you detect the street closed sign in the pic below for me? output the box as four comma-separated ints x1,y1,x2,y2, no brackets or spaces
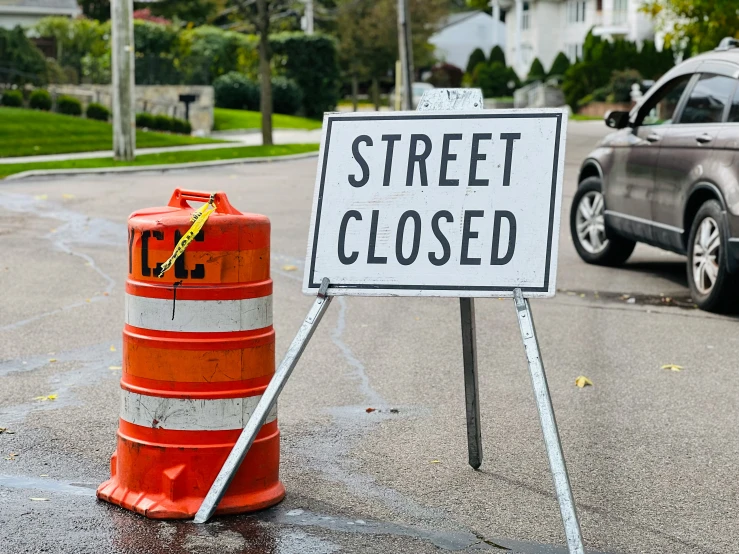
303,110,567,297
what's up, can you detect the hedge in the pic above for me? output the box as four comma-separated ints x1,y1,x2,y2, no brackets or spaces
135,112,190,134
57,95,82,116
29,89,52,110
0,26,47,85
271,76,303,115
272,33,340,118
213,72,260,111
86,102,110,121
1,89,23,107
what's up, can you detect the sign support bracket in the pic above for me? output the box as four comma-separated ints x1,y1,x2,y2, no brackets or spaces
194,277,333,524
513,288,584,554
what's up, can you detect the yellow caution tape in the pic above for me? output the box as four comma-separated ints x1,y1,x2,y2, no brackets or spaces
158,195,216,278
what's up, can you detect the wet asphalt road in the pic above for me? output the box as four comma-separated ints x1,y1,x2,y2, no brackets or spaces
1,121,738,554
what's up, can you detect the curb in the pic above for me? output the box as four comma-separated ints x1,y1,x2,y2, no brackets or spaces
3,151,320,181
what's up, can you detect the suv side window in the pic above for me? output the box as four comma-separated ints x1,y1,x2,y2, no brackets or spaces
727,84,739,122
639,74,692,126
677,74,737,124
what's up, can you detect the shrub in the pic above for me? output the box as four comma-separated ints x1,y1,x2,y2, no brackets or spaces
171,117,192,134
213,71,260,110
475,62,511,98
609,69,642,103
86,102,110,121
271,76,303,115
489,45,506,66
526,58,546,83
427,63,464,88
29,88,52,110
152,114,173,131
562,62,605,111
548,52,571,78
1,89,23,107
466,47,486,75
272,32,340,117
136,112,155,128
56,94,82,116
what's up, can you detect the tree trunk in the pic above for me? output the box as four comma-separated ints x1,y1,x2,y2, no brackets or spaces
351,75,358,112
371,77,380,111
257,0,273,146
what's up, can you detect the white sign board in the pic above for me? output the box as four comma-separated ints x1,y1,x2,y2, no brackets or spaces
303,110,567,297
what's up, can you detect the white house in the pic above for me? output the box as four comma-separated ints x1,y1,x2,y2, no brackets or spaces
497,0,654,78
0,0,80,30
430,10,506,70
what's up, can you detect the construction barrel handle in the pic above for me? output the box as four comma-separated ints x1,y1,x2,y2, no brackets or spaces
167,188,242,215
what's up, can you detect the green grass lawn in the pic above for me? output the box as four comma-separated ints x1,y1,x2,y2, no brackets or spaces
0,143,320,179
0,107,221,158
571,114,604,121
214,108,322,131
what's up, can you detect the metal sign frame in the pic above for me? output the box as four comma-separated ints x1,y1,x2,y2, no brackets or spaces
194,89,585,554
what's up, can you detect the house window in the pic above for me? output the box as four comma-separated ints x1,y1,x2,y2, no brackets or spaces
596,0,603,10
613,0,627,25
521,2,530,30
567,0,587,23
565,43,583,62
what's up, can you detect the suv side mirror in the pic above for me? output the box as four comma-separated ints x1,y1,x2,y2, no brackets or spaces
605,110,630,129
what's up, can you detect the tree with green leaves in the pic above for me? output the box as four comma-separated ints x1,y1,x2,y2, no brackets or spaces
466,47,486,74
0,26,47,85
489,44,505,66
642,0,739,55
548,52,570,77
215,0,303,146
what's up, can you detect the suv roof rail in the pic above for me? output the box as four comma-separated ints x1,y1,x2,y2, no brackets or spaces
716,37,739,51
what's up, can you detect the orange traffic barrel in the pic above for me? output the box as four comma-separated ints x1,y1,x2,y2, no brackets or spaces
97,189,285,519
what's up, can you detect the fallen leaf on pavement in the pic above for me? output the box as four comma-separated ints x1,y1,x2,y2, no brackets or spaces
575,376,593,388
281,265,297,271
429,460,440,464
0,428,14,434
389,409,399,414
34,194,48,200
34,394,57,402
5,452,18,460
30,498,49,502
62,194,75,199
48,359,57,363
365,407,376,413
109,366,122,370
661,364,683,372
110,345,116,352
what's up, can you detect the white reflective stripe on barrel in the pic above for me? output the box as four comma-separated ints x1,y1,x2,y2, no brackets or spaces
125,294,272,333
120,391,278,431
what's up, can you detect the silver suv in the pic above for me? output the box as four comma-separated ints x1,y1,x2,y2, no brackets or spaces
571,38,739,312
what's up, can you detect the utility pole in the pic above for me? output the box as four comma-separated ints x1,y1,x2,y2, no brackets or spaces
304,0,314,35
111,0,135,160
397,0,414,110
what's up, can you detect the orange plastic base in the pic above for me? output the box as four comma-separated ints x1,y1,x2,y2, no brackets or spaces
97,422,285,519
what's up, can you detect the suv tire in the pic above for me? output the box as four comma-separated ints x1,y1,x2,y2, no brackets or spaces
686,200,739,313
570,177,636,266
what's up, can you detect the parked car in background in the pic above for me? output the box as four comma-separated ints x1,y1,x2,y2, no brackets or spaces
389,82,434,109
571,38,739,312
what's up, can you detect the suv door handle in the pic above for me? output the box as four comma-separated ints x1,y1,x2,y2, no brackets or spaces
646,133,661,143
695,133,713,144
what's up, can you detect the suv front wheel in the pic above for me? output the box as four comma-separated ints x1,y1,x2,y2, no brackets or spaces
570,177,636,266
687,200,739,313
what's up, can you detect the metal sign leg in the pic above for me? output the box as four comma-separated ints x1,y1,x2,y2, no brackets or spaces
512,289,584,554
194,278,334,524
460,298,482,469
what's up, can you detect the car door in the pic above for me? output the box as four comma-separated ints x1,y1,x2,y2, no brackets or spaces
605,74,693,241
652,73,737,252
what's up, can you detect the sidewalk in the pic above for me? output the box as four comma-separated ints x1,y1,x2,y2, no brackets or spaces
0,129,322,165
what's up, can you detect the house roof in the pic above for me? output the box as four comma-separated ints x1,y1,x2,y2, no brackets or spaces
437,10,492,32
0,0,80,16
